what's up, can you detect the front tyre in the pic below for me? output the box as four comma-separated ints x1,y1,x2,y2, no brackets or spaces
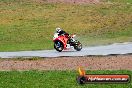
74,41,82,51
54,41,64,52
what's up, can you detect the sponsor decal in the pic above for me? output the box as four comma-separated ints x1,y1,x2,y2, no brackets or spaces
77,67,130,84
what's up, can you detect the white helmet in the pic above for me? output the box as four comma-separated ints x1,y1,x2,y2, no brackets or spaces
56,27,61,32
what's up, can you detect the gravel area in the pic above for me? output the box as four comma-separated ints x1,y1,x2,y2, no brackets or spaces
0,55,132,71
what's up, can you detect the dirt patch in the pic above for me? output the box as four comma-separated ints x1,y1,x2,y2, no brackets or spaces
0,55,132,71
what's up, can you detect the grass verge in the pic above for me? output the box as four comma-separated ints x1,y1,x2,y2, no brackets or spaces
0,0,132,51
0,70,132,88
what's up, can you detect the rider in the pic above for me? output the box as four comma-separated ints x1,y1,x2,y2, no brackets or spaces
56,27,71,43
56,27,70,38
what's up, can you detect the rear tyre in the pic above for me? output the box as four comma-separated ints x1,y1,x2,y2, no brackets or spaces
54,41,64,52
74,41,82,51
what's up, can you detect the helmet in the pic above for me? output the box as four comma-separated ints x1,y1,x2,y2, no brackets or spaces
56,27,62,33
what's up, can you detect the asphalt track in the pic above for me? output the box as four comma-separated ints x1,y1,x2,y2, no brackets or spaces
0,42,132,58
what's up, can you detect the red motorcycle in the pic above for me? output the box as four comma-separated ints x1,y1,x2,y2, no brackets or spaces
53,33,82,52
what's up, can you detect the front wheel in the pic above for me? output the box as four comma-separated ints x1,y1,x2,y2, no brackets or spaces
74,41,82,51
54,41,64,52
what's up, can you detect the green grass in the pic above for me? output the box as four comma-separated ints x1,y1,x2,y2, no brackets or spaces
79,25,132,46
0,70,131,88
0,0,132,51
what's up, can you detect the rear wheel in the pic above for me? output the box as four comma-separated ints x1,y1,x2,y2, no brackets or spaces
74,41,82,51
54,41,64,52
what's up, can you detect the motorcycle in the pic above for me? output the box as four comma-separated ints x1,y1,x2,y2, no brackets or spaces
53,33,82,52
